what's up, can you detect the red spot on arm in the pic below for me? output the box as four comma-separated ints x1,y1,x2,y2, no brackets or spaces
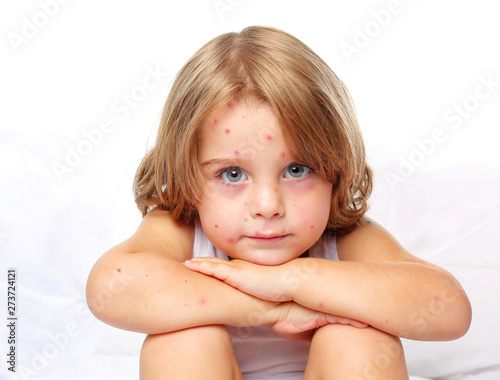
225,129,230,134
117,268,121,273
145,274,149,277
198,297,207,305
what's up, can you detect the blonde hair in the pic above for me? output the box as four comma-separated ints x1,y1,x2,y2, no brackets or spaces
134,26,372,234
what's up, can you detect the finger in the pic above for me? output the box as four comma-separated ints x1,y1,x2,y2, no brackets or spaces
183,260,232,281
337,316,369,328
186,257,225,263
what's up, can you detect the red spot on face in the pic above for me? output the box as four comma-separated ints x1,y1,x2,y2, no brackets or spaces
274,188,278,192
280,151,286,159
280,228,285,234
227,101,235,108
198,297,207,305
214,224,219,229
225,129,230,134
385,319,389,323
145,274,149,277
234,150,240,156
213,118,218,124
244,218,248,222
227,238,234,243
117,268,121,273
265,135,273,141
310,225,314,229
144,304,148,308
434,296,440,302
319,302,325,308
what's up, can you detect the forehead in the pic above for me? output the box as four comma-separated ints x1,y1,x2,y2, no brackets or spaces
198,97,286,156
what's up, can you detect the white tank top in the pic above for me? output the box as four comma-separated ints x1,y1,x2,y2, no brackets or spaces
192,220,339,379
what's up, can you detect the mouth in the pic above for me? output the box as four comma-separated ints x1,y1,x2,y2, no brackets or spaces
246,233,291,243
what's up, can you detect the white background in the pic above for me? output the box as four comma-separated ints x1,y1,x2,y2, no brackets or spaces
1,0,499,379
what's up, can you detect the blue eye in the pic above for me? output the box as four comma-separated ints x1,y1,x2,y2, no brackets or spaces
219,167,247,183
285,164,311,178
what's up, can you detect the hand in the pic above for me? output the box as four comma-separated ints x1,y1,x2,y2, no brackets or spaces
183,257,290,302
267,302,368,342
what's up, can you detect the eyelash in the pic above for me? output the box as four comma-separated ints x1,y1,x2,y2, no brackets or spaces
214,164,314,185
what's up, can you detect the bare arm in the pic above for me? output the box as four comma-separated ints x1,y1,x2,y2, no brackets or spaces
185,219,472,341
86,209,346,335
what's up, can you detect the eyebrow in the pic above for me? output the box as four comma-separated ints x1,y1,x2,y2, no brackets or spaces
200,157,248,167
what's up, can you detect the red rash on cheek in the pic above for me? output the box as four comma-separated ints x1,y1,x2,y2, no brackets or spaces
227,238,235,243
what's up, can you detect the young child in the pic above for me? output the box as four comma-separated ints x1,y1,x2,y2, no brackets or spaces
86,26,471,379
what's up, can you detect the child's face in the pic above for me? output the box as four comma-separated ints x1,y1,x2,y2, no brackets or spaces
196,97,333,265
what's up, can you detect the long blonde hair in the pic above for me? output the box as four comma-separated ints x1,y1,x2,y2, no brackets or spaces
134,26,372,233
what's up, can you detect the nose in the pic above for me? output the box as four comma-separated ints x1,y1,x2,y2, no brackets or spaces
249,181,285,219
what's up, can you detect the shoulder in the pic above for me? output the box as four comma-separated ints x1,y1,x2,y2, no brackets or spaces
123,208,195,262
336,217,431,265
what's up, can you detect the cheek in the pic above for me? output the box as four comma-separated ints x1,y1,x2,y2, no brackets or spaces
197,187,247,241
287,181,332,225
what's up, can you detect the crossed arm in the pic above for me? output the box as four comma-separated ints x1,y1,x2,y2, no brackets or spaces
86,209,471,341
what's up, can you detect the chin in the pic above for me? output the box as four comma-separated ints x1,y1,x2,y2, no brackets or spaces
245,251,299,266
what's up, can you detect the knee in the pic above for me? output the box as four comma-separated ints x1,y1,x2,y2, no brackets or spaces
141,325,233,357
311,325,407,378
140,326,241,380
315,324,403,353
